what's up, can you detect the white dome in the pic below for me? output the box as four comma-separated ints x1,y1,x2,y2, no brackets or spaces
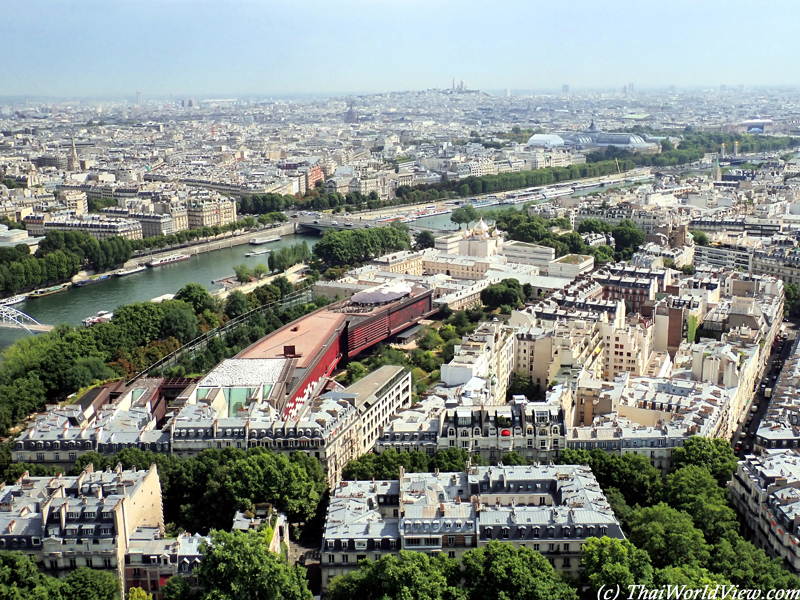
474,218,490,233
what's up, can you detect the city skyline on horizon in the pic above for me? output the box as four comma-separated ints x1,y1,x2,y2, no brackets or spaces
2,82,797,106
5,0,800,99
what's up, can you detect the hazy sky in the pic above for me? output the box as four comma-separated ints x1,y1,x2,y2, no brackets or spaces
5,0,800,99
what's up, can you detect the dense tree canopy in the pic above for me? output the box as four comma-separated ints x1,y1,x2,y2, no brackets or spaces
414,230,436,249
397,159,635,200
480,278,525,309
269,241,311,273
0,553,122,600
127,218,256,254
462,542,578,600
670,436,738,487
0,230,132,296
451,204,479,229
313,227,410,267
557,448,662,508
612,219,646,261
59,447,326,534
627,503,711,569
174,282,218,314
196,530,312,600
581,537,653,591
328,551,461,600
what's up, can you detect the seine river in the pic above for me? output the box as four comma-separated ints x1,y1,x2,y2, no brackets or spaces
0,233,320,350
0,182,627,350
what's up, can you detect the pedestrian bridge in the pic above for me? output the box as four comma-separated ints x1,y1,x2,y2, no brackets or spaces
0,306,53,333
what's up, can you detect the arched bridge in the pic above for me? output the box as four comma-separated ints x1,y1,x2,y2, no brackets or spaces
0,306,53,333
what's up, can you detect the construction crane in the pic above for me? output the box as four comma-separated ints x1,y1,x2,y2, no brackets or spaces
615,158,622,174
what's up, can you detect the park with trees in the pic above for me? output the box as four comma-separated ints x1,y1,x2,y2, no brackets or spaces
312,226,410,268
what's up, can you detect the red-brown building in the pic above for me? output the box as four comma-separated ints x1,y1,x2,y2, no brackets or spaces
236,285,436,419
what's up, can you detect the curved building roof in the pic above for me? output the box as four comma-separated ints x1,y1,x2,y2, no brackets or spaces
526,134,565,148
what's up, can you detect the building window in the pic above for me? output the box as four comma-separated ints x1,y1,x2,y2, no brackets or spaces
448,536,455,547
133,569,141,577
49,560,58,570
36,453,45,462
328,555,335,564
342,555,349,564
69,558,76,568
103,558,112,568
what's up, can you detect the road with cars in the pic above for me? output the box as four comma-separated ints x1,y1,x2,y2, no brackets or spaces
733,321,798,457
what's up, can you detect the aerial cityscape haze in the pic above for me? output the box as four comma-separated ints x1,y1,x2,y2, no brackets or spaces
4,0,800,98
5,2,800,600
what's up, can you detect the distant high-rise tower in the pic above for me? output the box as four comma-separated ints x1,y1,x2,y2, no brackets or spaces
136,90,141,106
628,82,634,94
506,89,510,98
562,84,569,95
